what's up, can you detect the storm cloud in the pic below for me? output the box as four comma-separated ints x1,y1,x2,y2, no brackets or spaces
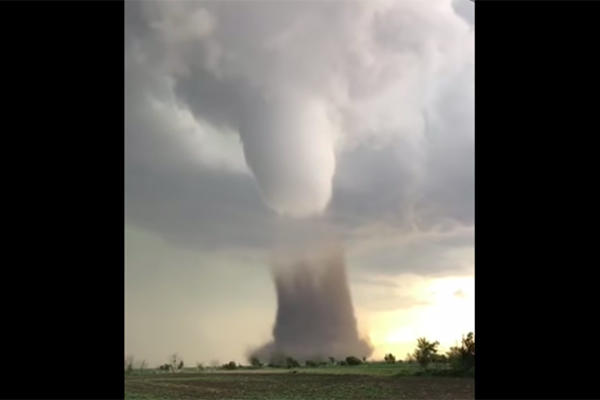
125,0,474,366
125,0,473,253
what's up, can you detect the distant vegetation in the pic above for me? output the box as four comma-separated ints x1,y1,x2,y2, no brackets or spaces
446,332,475,374
345,356,363,366
412,337,440,369
124,332,474,378
222,361,238,370
169,353,184,372
250,356,263,368
125,355,134,374
285,357,300,368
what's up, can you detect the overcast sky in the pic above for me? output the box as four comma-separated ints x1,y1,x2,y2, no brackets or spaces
125,0,474,367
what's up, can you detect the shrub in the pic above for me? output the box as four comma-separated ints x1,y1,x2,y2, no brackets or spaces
412,337,440,370
168,354,184,372
305,360,318,367
285,357,300,368
346,356,362,366
125,356,134,374
158,363,171,372
384,353,396,363
433,354,448,363
250,357,263,368
338,360,347,366
447,332,475,372
222,361,237,370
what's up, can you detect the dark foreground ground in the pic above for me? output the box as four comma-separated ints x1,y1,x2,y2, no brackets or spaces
125,371,474,400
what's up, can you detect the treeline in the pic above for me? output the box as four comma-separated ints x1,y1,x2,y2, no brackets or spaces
396,332,475,376
125,332,474,377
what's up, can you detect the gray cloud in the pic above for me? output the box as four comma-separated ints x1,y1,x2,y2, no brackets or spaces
452,0,475,27
125,0,474,277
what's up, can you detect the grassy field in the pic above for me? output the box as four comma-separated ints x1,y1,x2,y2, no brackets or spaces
125,363,474,400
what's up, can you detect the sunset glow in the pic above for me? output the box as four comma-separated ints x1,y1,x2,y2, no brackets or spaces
358,275,474,360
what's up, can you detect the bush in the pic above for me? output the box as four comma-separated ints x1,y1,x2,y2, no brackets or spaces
168,354,184,372
447,332,475,373
305,360,318,367
384,353,396,363
338,360,347,366
250,356,263,368
222,361,237,370
125,356,134,374
412,337,440,370
433,354,448,363
345,356,362,366
158,363,171,372
285,357,300,368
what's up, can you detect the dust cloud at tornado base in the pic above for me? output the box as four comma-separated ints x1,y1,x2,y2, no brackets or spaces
250,245,373,363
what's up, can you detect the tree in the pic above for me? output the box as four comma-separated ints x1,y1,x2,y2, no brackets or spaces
196,362,204,371
345,356,362,366
125,355,134,374
285,357,300,368
222,361,237,370
412,337,440,369
384,353,396,363
432,353,447,363
169,353,183,372
158,363,172,371
328,356,335,364
250,357,263,368
447,332,475,372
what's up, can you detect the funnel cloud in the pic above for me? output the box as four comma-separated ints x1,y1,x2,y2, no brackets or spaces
240,92,337,218
251,245,372,363
125,0,474,367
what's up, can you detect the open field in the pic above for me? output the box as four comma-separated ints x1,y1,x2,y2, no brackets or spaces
125,364,474,400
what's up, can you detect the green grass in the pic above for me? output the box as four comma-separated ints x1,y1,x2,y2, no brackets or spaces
125,363,474,399
127,362,452,377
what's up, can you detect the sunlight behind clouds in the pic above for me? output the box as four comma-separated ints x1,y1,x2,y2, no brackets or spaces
357,275,474,360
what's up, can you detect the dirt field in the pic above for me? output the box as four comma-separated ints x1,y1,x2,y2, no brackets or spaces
125,371,474,400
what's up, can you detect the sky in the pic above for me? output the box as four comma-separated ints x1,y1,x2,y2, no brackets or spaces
125,0,474,367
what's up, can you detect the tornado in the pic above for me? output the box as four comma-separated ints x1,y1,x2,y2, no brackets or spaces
251,244,373,364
